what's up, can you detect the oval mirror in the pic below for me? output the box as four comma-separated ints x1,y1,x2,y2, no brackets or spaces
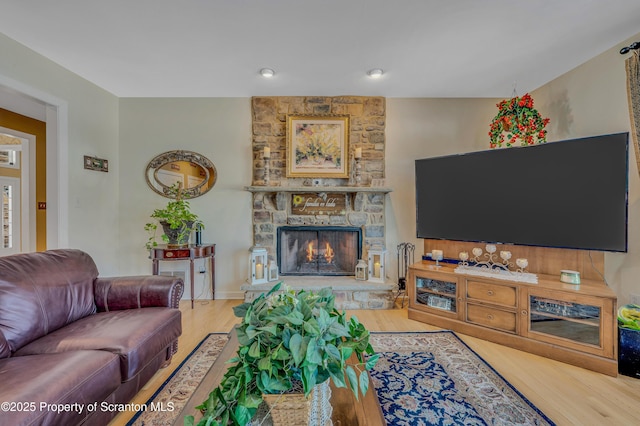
145,150,217,198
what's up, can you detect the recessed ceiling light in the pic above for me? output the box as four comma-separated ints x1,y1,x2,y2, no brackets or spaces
259,68,275,78
367,68,384,79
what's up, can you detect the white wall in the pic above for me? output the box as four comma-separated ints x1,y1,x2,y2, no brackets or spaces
384,98,499,279
532,32,640,305
118,98,252,299
0,32,121,272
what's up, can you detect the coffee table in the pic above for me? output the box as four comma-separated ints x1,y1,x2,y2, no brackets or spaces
173,332,386,425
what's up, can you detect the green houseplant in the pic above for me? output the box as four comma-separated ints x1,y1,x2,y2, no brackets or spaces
145,183,202,249
489,93,550,148
186,283,379,426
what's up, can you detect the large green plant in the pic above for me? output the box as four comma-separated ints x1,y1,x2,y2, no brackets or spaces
145,183,202,249
186,283,379,426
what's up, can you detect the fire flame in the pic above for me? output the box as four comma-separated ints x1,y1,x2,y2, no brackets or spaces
307,242,314,262
324,242,334,264
305,241,335,264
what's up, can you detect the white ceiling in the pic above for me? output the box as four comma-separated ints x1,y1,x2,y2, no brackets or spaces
1,0,640,98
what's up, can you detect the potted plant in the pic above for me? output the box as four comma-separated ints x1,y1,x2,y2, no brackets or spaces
187,282,379,426
618,304,640,377
488,93,550,148
145,183,202,249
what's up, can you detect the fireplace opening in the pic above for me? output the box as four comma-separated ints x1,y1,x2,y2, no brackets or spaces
277,226,362,276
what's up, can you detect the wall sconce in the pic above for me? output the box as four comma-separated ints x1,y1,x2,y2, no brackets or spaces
267,260,279,282
367,246,387,283
248,246,269,285
355,259,368,281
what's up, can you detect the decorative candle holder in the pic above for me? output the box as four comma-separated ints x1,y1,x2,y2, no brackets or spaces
516,258,529,273
267,260,279,282
500,250,513,268
431,249,443,268
263,154,270,186
248,246,269,285
455,246,536,284
367,246,387,283
354,156,362,186
355,259,368,281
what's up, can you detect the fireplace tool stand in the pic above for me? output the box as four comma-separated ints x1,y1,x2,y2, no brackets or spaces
395,242,415,308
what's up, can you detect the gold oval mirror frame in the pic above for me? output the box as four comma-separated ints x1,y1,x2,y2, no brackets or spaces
145,150,217,198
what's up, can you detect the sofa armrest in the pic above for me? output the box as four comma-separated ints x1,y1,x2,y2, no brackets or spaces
94,275,184,311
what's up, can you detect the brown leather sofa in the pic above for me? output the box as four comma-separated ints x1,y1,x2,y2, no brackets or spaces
0,249,184,426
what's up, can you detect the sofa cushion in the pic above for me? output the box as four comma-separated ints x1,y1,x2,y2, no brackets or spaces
0,332,10,358
0,249,98,352
0,350,121,426
15,307,182,381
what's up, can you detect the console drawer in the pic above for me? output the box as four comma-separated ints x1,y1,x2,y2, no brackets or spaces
467,303,517,333
467,280,517,307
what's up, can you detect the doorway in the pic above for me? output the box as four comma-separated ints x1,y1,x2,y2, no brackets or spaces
0,117,43,253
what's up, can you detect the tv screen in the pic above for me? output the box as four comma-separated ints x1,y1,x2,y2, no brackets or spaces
415,133,629,252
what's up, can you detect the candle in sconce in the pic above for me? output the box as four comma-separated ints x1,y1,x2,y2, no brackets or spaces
255,263,264,279
355,147,362,159
263,147,271,158
374,261,381,277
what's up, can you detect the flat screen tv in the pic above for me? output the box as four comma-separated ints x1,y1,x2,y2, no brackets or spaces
415,133,629,252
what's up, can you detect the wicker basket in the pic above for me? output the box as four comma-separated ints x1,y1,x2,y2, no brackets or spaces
262,386,315,426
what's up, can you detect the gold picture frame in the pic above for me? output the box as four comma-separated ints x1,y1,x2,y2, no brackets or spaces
286,114,349,178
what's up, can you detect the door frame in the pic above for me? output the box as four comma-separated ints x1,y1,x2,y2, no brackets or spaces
0,136,34,252
0,74,68,249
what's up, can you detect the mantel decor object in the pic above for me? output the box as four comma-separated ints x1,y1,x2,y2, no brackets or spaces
355,258,368,280
263,146,271,185
454,244,538,284
267,260,279,282
367,245,387,283
248,246,269,285
354,147,363,186
489,93,550,148
431,249,444,268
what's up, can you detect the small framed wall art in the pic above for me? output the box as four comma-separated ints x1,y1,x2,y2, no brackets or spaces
84,155,109,172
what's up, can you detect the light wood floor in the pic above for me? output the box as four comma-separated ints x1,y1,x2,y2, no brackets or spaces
110,299,640,426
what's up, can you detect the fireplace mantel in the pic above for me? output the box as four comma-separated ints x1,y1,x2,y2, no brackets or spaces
245,185,392,194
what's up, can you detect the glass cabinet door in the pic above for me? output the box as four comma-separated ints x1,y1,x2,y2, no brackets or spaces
528,294,601,347
415,276,457,313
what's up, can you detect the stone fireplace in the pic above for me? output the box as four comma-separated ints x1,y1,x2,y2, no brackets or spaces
278,226,362,276
241,96,395,309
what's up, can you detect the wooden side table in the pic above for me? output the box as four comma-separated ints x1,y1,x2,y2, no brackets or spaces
150,244,216,308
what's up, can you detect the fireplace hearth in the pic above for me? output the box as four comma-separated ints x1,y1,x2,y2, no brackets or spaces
277,226,362,276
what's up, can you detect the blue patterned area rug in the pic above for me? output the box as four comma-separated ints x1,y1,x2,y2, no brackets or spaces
368,331,555,426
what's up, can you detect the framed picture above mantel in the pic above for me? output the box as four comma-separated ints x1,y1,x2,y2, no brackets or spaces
286,114,349,178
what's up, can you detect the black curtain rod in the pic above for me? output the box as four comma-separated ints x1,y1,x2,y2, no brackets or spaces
620,41,640,55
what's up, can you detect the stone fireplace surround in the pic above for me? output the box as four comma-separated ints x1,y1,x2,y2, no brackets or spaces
241,96,396,309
